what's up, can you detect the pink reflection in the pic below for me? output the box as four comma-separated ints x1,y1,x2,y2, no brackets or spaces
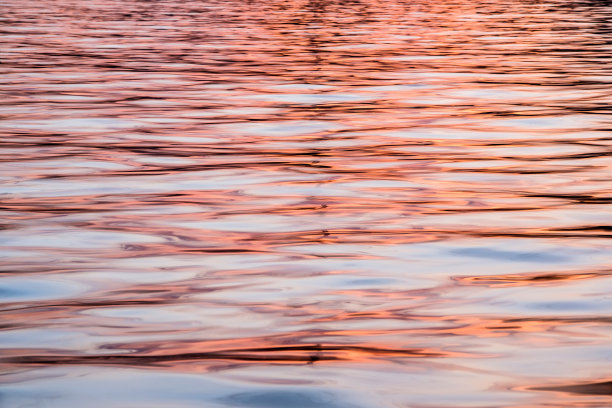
1,0,611,406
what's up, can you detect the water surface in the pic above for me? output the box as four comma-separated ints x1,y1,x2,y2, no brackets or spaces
1,0,611,407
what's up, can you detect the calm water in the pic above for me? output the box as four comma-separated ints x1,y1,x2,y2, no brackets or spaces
1,0,611,406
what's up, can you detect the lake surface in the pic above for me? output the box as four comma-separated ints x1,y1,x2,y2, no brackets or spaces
1,0,611,406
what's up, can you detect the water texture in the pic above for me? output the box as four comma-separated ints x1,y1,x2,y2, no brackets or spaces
1,0,611,407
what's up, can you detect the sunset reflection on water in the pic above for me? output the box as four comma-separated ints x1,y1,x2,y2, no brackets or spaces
1,0,611,407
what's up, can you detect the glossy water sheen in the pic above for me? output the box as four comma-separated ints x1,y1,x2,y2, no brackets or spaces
1,0,611,407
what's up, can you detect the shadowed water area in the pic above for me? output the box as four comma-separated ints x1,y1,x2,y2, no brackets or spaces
1,0,611,406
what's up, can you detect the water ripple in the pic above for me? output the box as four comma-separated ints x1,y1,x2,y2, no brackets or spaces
1,0,611,407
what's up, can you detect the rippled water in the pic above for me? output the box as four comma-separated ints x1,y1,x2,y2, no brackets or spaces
1,0,611,406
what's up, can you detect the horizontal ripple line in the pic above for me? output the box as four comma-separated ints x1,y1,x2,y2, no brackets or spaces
1,344,448,366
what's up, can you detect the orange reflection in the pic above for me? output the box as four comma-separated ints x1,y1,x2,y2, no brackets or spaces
1,0,611,406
